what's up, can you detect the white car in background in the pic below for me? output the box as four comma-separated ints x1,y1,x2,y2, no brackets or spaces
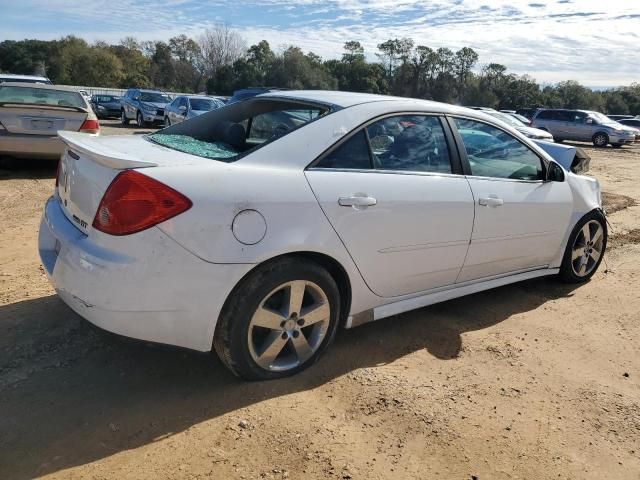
483,110,555,141
0,82,99,159
39,91,606,380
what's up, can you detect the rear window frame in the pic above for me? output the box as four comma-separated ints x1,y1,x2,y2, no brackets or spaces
148,96,337,163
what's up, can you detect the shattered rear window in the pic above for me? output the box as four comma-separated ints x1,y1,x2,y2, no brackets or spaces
149,134,238,159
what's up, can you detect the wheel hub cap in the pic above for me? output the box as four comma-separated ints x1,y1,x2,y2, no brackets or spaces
571,220,604,277
247,280,331,372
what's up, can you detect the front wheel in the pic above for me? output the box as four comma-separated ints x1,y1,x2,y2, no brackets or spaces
120,110,129,125
136,111,145,128
559,210,607,283
165,116,171,126
214,258,340,380
593,133,608,148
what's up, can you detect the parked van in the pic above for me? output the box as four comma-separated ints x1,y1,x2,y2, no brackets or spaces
531,109,636,147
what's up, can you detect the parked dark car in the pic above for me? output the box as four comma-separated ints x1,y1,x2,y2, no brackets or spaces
90,94,122,119
515,108,541,120
618,118,640,142
228,87,286,104
121,88,172,127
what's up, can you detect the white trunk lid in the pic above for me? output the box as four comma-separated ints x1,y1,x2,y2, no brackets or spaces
56,132,212,235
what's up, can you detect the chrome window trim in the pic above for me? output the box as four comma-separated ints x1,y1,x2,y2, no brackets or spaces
306,167,467,179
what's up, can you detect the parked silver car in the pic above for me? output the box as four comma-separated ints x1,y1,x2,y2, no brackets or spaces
164,95,224,126
531,109,635,148
0,82,99,159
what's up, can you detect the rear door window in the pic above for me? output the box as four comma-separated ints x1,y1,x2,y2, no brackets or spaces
314,115,453,174
315,130,372,169
366,115,452,173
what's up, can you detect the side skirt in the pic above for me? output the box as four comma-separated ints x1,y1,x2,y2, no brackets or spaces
345,267,559,328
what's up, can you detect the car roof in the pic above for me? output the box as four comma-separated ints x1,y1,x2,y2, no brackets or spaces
0,73,50,81
0,82,83,93
255,89,462,111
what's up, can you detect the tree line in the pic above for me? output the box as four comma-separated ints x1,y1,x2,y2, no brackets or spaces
1,26,639,115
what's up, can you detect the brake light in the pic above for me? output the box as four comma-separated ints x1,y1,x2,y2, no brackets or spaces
79,119,100,134
92,170,192,236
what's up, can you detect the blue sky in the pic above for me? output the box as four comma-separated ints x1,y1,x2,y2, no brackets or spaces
1,0,639,86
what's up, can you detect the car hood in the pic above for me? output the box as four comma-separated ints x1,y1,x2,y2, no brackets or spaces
98,101,121,108
141,101,168,110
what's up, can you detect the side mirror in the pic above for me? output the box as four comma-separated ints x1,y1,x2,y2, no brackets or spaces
546,161,565,182
585,118,593,124
133,95,140,101
178,105,187,112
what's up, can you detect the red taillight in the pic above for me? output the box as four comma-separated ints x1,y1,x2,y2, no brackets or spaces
92,170,192,236
79,119,100,134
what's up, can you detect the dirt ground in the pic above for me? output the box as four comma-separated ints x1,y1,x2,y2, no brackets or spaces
1,120,639,480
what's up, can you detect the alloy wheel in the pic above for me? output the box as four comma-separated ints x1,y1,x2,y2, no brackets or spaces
247,280,330,372
571,220,604,277
593,134,607,147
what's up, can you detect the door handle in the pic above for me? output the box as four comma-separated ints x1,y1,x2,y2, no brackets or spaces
338,194,377,208
478,196,504,207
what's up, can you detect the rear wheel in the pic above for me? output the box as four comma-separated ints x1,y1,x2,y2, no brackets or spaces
214,258,340,380
593,132,608,147
559,210,607,283
136,111,145,128
120,110,129,126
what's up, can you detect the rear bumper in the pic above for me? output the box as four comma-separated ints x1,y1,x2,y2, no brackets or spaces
38,196,253,351
0,132,64,159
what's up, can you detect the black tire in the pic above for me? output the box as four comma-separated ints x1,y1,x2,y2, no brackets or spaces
592,132,608,148
165,116,171,126
213,257,341,380
559,210,607,283
136,111,145,128
120,110,129,126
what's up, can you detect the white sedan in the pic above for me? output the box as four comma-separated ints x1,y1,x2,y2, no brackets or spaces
39,91,607,380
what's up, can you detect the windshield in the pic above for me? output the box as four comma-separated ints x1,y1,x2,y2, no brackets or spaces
511,113,530,125
150,100,328,162
0,86,85,108
590,112,615,124
97,96,118,102
486,111,522,127
190,98,220,111
140,92,171,103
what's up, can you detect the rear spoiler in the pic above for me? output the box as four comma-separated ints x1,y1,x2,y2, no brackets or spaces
533,140,590,174
58,131,158,169
0,102,89,113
